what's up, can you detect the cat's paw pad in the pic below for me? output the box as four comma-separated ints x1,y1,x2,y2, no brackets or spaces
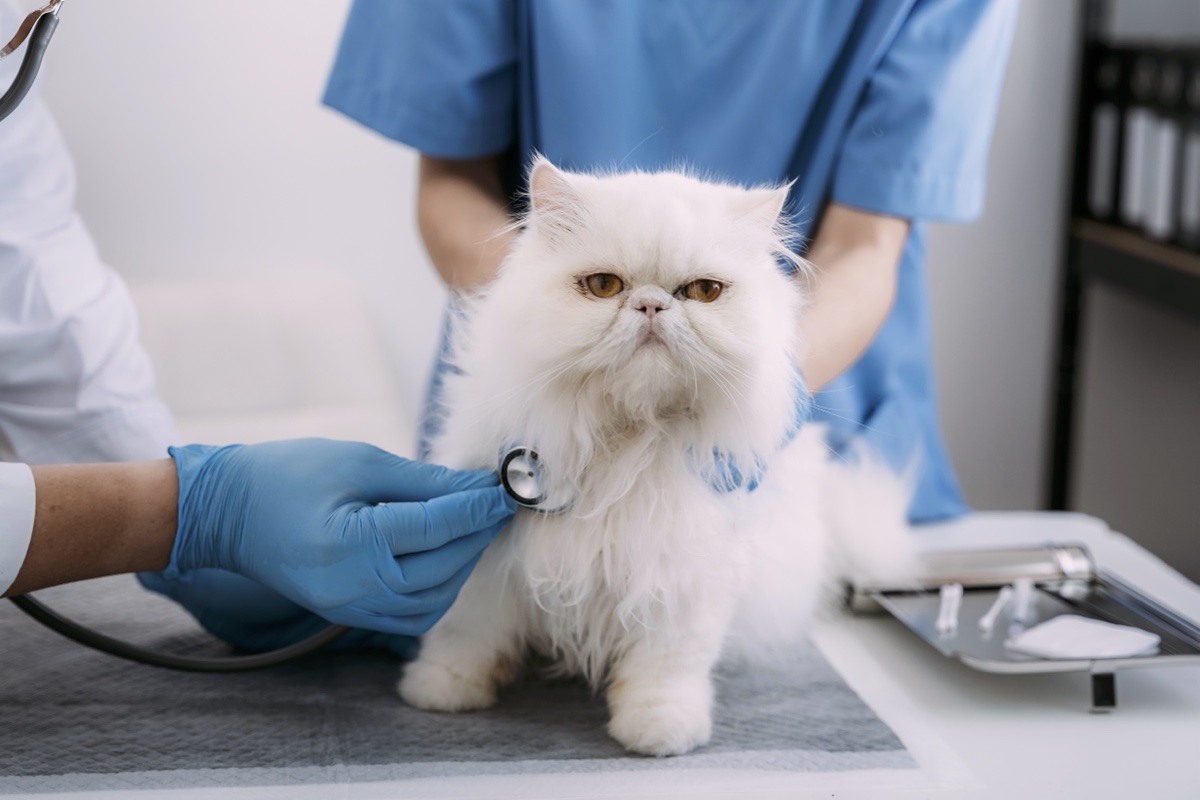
607,700,713,757
398,660,497,712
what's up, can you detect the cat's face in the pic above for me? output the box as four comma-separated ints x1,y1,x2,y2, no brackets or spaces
488,159,801,425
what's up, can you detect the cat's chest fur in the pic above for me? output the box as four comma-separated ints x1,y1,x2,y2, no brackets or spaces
497,440,746,681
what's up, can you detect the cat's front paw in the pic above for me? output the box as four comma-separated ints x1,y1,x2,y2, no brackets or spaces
398,659,498,713
606,681,713,757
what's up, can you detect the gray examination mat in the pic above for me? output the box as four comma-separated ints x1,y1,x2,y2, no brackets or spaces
0,577,913,794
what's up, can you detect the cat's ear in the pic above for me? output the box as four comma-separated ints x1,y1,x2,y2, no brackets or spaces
733,182,793,231
528,156,583,245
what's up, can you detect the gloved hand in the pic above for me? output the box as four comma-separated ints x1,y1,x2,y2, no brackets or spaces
146,439,515,638
138,568,418,656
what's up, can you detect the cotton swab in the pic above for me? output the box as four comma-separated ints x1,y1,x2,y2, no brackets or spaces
935,583,964,636
978,585,1015,634
1011,577,1035,625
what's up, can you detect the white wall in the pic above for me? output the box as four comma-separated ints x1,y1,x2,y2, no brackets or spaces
926,1,1076,513
37,0,446,424
28,1,1199,576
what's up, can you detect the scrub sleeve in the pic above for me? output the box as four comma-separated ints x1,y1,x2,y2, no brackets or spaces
323,0,517,159
832,0,1017,221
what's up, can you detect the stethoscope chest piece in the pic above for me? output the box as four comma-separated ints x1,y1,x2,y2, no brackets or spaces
499,446,573,514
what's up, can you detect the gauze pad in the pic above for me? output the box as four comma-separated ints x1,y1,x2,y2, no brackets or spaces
1005,615,1160,660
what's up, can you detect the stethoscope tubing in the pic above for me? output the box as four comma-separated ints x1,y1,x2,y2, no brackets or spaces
9,593,348,672
0,7,59,123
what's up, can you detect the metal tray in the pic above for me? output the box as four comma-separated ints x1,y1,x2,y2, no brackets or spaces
852,545,1200,710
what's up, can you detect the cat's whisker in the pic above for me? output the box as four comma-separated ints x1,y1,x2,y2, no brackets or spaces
816,437,854,466
690,357,755,446
804,402,893,440
458,349,594,411
683,361,703,409
810,383,860,395
615,127,665,171
505,359,588,403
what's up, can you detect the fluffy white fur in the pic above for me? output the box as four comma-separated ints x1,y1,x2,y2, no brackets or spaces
398,158,917,757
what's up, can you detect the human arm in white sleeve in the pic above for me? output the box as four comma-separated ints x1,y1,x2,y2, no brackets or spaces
2,459,176,598
0,462,36,596
1,443,516,647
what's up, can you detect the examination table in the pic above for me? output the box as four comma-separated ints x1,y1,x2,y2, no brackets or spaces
2,510,1197,799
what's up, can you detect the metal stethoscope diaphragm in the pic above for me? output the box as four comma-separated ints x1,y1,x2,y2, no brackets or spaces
499,446,573,514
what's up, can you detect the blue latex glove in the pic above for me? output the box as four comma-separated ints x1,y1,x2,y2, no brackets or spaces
138,568,418,656
144,439,515,640
707,365,810,493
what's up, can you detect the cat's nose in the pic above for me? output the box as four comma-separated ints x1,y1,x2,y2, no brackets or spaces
631,287,673,319
636,300,666,319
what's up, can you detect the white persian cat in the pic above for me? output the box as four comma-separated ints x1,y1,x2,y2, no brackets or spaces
399,158,917,757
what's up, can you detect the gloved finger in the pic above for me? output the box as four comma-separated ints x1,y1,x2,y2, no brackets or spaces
321,607,445,638
137,569,182,602
139,569,318,652
371,485,516,555
175,569,309,625
196,607,330,654
344,447,501,504
383,524,500,594
404,551,484,617
310,539,487,630
325,629,419,657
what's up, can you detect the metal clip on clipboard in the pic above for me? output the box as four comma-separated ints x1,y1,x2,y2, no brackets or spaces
851,545,1200,712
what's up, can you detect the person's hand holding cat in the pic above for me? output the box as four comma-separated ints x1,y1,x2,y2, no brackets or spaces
140,439,516,639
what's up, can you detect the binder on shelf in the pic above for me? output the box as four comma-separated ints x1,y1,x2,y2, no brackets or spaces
1143,51,1184,242
1178,53,1200,250
1082,43,1200,254
1086,45,1124,221
1119,51,1157,229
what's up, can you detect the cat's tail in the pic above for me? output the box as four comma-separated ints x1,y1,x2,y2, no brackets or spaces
723,426,920,664
816,432,922,594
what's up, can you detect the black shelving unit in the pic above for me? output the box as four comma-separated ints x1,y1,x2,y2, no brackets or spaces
1046,0,1200,510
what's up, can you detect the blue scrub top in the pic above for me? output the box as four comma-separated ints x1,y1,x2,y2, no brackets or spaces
323,0,1019,523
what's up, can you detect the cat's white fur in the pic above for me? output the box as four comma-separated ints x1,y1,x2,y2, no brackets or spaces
398,158,917,757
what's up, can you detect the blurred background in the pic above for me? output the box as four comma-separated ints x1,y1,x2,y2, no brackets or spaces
26,0,1200,580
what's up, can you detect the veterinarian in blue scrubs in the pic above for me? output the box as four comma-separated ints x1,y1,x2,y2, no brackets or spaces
323,0,1019,524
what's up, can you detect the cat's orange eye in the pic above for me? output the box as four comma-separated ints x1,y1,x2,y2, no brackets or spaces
680,279,724,303
584,273,624,298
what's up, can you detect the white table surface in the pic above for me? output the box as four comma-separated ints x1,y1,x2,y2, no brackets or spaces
17,511,1200,800
801,511,1200,800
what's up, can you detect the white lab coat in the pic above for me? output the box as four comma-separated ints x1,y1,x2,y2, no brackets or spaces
0,0,179,593
0,462,33,594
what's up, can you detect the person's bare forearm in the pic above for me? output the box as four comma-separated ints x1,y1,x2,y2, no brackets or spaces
418,155,517,291
797,202,910,391
4,461,177,596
